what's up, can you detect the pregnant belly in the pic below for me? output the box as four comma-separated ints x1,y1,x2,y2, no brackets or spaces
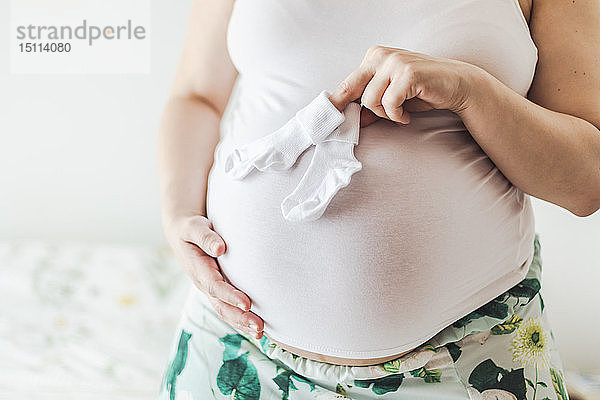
205,109,536,360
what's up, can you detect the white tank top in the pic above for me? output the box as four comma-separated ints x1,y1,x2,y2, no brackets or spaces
203,0,538,359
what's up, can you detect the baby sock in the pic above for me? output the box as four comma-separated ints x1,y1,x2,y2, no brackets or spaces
280,101,362,222
223,89,345,179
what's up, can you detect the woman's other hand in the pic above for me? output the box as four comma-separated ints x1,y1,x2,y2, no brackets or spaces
163,214,264,339
329,45,480,127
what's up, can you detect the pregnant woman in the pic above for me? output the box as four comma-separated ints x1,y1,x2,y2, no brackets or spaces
157,0,599,398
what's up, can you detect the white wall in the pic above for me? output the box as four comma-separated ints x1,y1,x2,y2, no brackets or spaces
0,0,598,372
0,0,194,245
531,199,600,372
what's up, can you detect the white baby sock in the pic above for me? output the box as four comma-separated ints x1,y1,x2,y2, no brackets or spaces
280,101,362,222
223,90,345,179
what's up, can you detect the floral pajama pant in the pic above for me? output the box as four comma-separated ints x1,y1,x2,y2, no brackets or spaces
158,233,570,400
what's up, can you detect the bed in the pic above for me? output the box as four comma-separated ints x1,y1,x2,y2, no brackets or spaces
0,241,190,399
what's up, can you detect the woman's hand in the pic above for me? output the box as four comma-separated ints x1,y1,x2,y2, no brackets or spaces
163,213,264,339
328,45,479,127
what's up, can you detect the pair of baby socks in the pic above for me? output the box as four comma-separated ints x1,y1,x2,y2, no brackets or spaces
223,90,362,222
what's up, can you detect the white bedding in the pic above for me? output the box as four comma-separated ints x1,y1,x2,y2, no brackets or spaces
0,241,190,399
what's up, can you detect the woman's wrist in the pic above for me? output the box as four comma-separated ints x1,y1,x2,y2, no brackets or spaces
453,63,494,119
161,203,207,225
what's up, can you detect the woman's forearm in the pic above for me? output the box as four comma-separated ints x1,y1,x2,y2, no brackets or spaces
456,65,600,217
157,95,222,223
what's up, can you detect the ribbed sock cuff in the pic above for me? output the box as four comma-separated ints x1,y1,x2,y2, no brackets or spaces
295,90,345,144
323,101,361,145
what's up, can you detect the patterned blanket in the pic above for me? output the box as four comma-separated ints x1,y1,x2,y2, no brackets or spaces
0,241,190,399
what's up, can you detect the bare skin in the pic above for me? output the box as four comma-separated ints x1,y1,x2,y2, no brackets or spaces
157,0,600,366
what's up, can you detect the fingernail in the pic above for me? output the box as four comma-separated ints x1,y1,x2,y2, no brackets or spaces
249,321,259,331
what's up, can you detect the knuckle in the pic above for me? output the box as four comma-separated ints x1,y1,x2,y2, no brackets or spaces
213,280,228,298
182,215,208,236
381,97,396,112
389,52,405,64
361,93,376,109
212,302,225,319
336,79,351,96
197,230,214,251
403,63,419,80
390,106,405,121
190,214,209,225
192,277,206,294
180,216,196,235
367,45,384,57
234,318,251,331
205,279,218,298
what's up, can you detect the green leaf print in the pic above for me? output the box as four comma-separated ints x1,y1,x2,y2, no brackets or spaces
469,359,508,391
162,329,192,400
336,383,347,395
290,371,315,390
491,314,523,335
219,333,246,361
446,342,462,362
453,299,510,328
216,351,261,400
526,377,535,389
409,367,442,383
273,370,316,400
550,368,568,400
421,344,436,352
539,292,545,312
507,278,541,305
468,358,527,400
498,368,527,400
381,359,401,373
475,299,510,319
354,373,405,394
527,378,549,392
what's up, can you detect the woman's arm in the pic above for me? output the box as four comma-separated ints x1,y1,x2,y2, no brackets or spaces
157,0,237,223
156,0,265,338
455,0,600,217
